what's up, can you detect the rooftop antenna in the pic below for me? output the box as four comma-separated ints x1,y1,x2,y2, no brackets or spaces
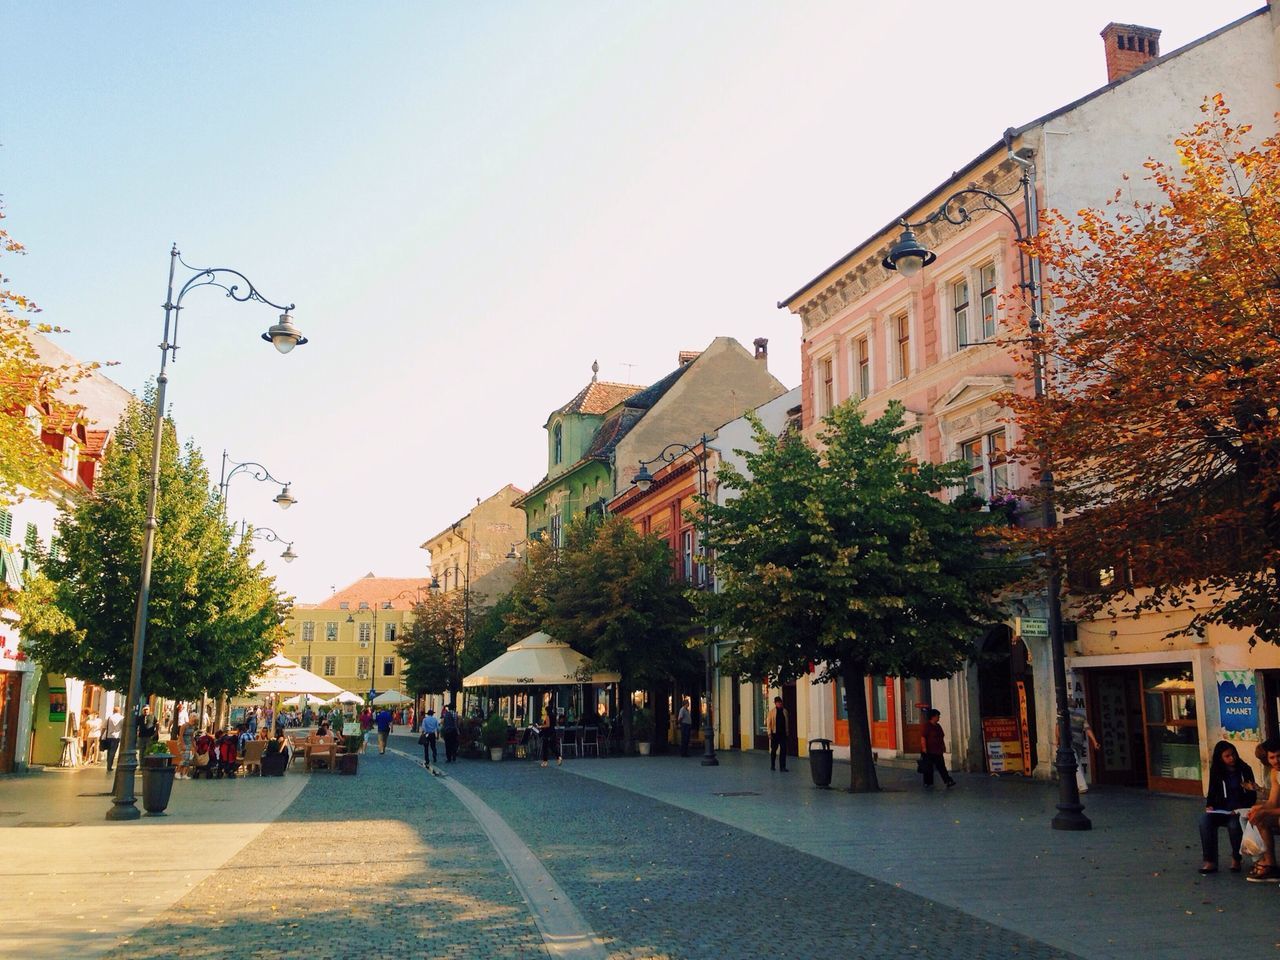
621,361,638,379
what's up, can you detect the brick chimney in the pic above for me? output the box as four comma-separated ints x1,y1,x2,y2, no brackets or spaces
1101,23,1161,83
753,337,769,364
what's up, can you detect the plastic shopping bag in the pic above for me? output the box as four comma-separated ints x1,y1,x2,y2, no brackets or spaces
1240,812,1266,858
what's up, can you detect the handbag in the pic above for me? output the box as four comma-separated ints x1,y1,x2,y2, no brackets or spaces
193,750,210,767
418,731,428,745
916,754,930,775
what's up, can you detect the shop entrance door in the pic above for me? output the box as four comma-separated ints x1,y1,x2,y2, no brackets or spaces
901,677,930,755
783,683,799,759
1087,669,1147,787
0,671,21,774
867,676,896,751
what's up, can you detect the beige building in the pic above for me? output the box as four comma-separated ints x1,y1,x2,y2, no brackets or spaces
280,575,430,701
420,484,526,609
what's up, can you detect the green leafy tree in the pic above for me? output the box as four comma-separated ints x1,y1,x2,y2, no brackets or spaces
396,592,464,700
540,514,699,745
700,402,1011,792
16,391,285,700
460,591,516,678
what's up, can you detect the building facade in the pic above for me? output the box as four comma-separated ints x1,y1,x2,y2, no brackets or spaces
420,484,527,609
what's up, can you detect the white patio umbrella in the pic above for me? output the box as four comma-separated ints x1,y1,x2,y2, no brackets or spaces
281,694,308,707
325,691,365,706
246,654,344,697
370,690,413,706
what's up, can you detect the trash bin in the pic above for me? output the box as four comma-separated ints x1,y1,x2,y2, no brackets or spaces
808,738,833,788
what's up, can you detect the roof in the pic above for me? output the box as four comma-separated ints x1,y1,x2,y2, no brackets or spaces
312,574,431,609
777,6,1269,309
550,379,644,422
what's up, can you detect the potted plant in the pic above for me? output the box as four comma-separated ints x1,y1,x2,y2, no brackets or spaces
482,713,509,761
140,741,176,814
339,735,362,775
633,707,654,756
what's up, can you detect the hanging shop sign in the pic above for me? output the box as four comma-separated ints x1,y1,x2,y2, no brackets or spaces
982,716,1024,774
1217,670,1259,740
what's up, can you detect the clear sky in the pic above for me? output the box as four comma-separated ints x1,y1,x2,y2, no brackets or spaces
2,0,1264,602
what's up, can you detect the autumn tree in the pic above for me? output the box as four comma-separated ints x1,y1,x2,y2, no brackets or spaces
396,592,465,700
1006,97,1280,643
16,391,285,699
700,403,1011,792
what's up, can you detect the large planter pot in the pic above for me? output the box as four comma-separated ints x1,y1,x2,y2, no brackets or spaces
338,753,359,775
140,756,175,815
637,742,651,756
489,746,505,762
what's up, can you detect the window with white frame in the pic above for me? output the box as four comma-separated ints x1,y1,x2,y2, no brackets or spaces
553,422,563,464
301,621,315,642
818,354,834,414
61,439,79,480
384,622,395,642
299,655,312,672
979,262,997,340
681,529,694,581
357,656,369,679
382,656,396,677
855,336,871,399
323,656,337,677
952,278,971,349
359,622,372,644
325,621,338,641
550,512,562,549
960,429,1009,500
893,311,911,380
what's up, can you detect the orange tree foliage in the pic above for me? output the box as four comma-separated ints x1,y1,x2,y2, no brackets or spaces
1005,96,1280,643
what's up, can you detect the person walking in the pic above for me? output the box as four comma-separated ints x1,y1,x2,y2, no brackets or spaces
766,696,789,772
678,698,693,757
419,708,440,767
540,705,561,767
84,711,103,765
101,705,124,772
441,703,460,763
920,708,956,788
375,706,393,754
136,704,158,758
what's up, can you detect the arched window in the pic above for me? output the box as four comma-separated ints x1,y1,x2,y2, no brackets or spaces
553,422,563,464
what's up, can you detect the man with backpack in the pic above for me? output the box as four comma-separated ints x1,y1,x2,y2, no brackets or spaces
441,703,460,763
374,706,394,754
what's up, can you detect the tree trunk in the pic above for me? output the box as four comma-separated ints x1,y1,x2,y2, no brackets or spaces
842,662,880,793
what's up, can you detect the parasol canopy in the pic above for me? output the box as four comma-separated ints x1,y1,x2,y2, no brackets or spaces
325,691,366,706
370,690,413,706
246,654,344,697
463,632,620,687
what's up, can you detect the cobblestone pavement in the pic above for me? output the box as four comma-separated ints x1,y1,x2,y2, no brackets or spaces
101,748,547,960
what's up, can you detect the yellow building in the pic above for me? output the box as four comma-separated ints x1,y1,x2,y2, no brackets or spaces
280,575,430,701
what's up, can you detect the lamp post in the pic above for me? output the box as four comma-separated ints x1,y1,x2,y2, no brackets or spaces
217,452,295,519
348,604,382,703
634,434,718,767
881,147,1089,831
240,522,298,563
108,245,304,821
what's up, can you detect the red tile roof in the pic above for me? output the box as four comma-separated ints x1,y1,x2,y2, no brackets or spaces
313,574,431,609
555,380,643,418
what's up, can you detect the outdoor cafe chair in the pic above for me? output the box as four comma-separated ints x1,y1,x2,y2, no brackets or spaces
560,726,580,759
580,726,599,757
242,739,267,775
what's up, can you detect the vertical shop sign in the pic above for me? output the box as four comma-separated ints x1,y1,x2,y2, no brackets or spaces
1217,670,1259,740
48,686,67,722
1016,680,1033,777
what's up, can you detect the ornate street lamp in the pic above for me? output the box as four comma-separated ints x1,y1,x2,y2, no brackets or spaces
217,451,296,518
243,524,297,563
882,146,1089,831
108,245,304,822
635,434,718,767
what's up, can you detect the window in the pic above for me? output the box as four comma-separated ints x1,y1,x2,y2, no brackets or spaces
384,623,395,642
894,312,910,380
952,278,970,349
382,657,396,677
553,422,563,464
356,656,369,679
961,430,1009,500
359,622,372,644
550,512,562,549
681,529,694,581
0,509,11,541
855,336,870,399
359,601,369,610
818,355,834,414
325,621,338,641
381,601,392,610
61,439,79,479
301,621,315,642
339,601,349,610
299,655,312,672
323,656,336,677
980,263,997,340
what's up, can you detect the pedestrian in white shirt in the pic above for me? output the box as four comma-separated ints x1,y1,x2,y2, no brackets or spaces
102,706,125,772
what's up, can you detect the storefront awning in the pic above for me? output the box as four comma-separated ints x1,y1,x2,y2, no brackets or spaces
462,632,620,687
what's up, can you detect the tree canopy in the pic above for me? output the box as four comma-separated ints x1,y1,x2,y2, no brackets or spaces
700,402,1012,791
395,592,463,699
1006,97,1280,643
16,391,286,699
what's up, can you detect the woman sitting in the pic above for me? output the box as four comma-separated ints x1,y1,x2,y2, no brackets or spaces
1199,740,1257,873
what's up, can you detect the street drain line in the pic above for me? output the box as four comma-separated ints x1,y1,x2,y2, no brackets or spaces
386,747,607,960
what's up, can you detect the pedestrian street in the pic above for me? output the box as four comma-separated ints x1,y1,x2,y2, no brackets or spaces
8,731,1277,960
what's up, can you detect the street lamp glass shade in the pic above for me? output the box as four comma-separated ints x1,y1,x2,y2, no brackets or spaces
280,544,297,563
505,547,518,560
261,314,308,355
273,484,296,510
882,226,936,276
634,462,654,492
